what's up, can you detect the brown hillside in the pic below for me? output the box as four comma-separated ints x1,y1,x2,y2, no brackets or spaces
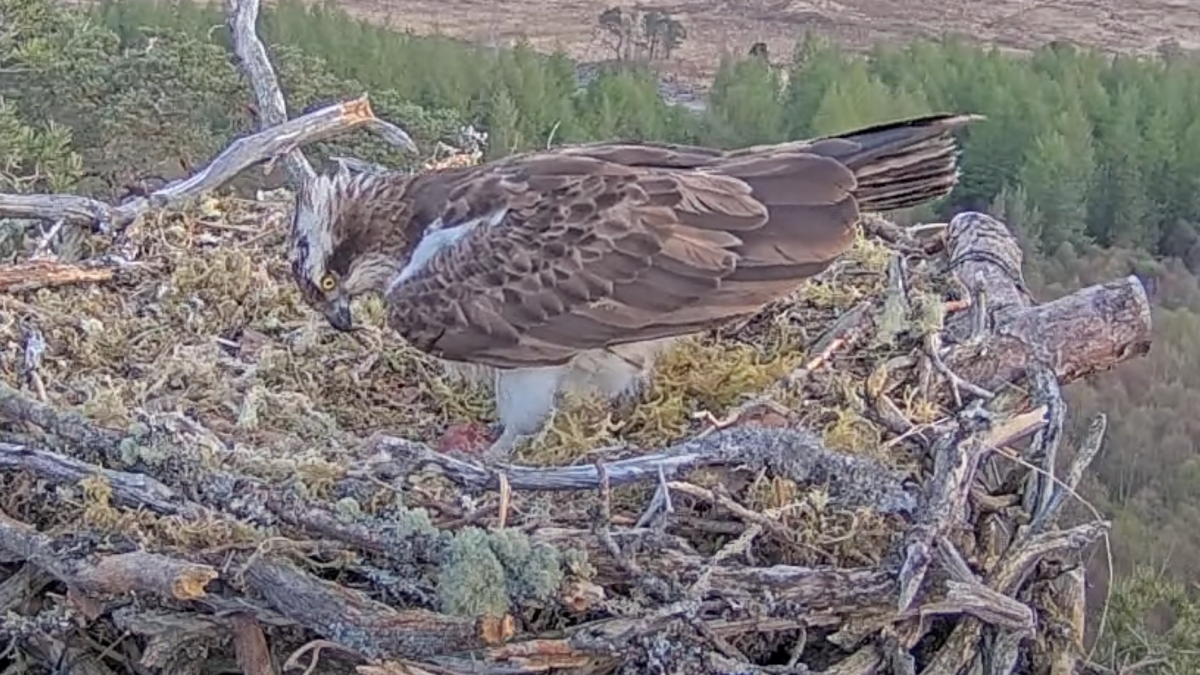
332,0,1200,81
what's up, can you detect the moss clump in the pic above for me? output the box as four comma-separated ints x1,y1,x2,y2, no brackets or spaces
438,528,512,618
488,528,566,605
374,503,441,541
436,527,566,619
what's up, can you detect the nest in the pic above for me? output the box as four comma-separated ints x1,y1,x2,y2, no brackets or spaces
0,185,1149,674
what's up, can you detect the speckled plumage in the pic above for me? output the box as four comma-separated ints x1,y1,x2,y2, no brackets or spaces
288,112,981,458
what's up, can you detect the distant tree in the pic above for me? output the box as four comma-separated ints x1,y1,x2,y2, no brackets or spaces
595,5,686,62
780,32,847,137
641,8,686,60
1089,84,1152,249
705,55,785,146
483,85,521,160
0,1,84,195
988,184,1040,251
807,60,929,136
1017,105,1096,252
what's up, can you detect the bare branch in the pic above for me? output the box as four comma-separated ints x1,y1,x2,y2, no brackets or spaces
361,425,918,516
0,512,218,602
919,579,1034,633
0,0,416,239
241,556,488,661
225,0,311,184
0,193,114,228
0,259,116,293
0,96,415,233
224,0,415,186
0,441,193,516
897,403,990,613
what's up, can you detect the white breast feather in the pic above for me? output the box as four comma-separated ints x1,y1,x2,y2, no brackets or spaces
387,207,509,294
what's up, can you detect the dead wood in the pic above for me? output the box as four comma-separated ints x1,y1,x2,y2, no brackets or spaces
362,425,918,515
241,557,492,660
0,510,217,601
0,93,412,236
0,0,415,238
0,259,117,293
942,211,1153,390
0,439,188,516
230,614,279,675
0,212,1146,674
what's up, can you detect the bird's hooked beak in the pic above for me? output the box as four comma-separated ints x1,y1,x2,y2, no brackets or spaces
323,297,355,333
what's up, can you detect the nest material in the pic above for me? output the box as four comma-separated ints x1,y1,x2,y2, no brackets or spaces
0,190,1147,674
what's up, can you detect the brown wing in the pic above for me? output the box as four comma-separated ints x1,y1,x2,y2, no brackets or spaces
386,113,975,367
384,150,859,368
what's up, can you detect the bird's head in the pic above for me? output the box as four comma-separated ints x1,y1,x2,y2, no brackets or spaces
288,167,412,333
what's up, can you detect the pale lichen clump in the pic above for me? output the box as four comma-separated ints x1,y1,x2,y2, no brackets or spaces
437,527,566,619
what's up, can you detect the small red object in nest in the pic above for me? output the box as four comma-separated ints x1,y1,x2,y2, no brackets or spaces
436,421,496,455
738,408,789,429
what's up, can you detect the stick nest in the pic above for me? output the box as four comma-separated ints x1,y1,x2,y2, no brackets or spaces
0,191,1116,674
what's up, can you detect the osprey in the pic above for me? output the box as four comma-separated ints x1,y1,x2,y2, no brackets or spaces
289,112,981,458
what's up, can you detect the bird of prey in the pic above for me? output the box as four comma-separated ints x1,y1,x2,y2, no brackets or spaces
288,112,981,459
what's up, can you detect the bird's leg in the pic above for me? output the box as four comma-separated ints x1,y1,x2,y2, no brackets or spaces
593,348,658,421
609,376,651,422
484,365,567,461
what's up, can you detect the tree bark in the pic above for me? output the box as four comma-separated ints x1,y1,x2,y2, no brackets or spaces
942,211,1153,389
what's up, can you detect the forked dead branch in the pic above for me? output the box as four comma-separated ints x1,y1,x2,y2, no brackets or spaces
0,1,1155,674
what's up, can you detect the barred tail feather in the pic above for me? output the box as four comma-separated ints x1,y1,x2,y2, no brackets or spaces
822,112,983,212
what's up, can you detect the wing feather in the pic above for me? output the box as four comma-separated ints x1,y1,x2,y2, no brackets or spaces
383,114,973,367
384,155,763,367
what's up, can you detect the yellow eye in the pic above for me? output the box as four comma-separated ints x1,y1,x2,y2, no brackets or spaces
319,273,337,292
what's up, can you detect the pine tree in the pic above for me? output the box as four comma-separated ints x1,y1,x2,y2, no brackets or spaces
706,55,785,147
988,184,1041,252
1089,84,1151,249
1140,103,1187,256
484,85,521,160
781,32,844,137
1018,104,1096,252
807,60,928,136
577,69,676,142
1175,118,1200,229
